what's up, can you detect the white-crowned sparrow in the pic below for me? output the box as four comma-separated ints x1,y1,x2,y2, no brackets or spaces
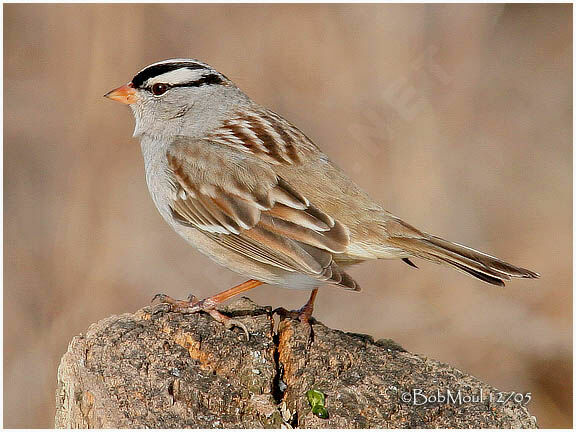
105,59,538,335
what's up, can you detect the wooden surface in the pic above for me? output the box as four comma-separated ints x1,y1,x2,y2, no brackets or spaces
55,297,537,428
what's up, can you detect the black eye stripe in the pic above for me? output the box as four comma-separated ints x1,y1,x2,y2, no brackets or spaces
131,62,208,88
176,74,224,87
145,74,224,94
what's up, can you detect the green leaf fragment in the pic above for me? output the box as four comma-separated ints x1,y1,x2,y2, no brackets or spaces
312,405,329,418
306,389,329,419
306,389,325,406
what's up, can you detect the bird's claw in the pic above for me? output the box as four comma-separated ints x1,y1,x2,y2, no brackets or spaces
150,293,250,340
207,309,250,341
151,293,200,311
151,293,169,304
274,307,313,324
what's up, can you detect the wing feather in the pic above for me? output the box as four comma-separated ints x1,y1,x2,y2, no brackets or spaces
166,136,358,289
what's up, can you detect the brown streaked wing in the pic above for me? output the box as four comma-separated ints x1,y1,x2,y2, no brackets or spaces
206,106,320,165
166,137,355,288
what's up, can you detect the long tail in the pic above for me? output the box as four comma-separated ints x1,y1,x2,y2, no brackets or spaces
389,233,539,286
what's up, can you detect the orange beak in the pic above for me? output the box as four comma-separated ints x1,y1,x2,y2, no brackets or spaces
104,83,139,105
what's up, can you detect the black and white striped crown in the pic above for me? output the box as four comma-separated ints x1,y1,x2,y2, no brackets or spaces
131,59,225,89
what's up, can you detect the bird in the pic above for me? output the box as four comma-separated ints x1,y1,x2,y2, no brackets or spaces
105,58,538,337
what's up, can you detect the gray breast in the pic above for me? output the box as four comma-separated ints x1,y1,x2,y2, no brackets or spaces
140,136,177,226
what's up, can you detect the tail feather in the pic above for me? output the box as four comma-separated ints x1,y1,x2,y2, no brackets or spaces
389,235,539,286
441,257,506,286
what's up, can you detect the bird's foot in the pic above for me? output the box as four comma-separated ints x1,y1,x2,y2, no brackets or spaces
274,288,318,324
151,293,250,340
274,299,315,325
274,305,314,324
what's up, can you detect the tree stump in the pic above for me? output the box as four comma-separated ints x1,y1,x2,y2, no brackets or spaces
55,297,537,428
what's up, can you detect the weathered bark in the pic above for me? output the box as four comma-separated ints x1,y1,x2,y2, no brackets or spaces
55,297,537,428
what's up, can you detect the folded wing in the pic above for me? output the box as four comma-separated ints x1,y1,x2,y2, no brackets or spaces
166,136,358,290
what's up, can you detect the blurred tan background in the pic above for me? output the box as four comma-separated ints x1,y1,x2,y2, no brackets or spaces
4,3,571,428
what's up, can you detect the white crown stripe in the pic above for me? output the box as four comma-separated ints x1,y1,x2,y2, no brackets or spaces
137,58,209,71
145,68,206,87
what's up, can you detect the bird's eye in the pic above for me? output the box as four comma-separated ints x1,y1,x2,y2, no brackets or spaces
151,83,169,96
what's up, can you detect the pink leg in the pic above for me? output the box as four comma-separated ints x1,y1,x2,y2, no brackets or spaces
275,288,319,324
152,279,263,339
